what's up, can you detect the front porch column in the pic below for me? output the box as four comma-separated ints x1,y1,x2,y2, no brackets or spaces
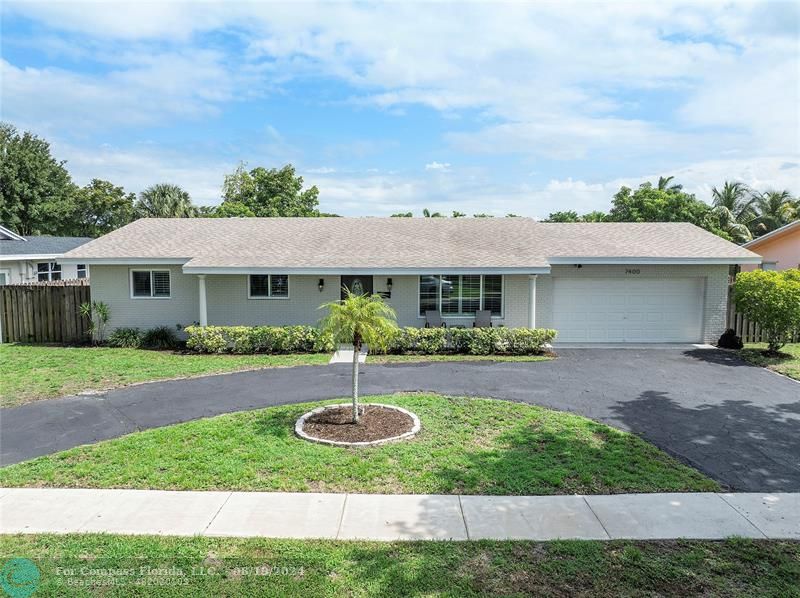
528,274,537,328
198,275,208,327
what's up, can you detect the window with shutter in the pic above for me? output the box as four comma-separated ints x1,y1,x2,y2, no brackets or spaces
131,270,170,298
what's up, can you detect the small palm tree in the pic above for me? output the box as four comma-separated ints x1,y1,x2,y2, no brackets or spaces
319,291,399,423
135,184,197,218
657,175,682,192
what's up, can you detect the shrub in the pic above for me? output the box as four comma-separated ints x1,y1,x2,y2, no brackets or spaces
80,301,110,344
449,327,556,355
184,325,330,354
184,324,556,356
108,327,143,348
185,326,227,353
717,328,743,350
141,326,179,350
733,269,800,353
382,327,448,354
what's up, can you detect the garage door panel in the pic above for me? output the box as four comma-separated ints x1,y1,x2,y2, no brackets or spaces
552,277,703,343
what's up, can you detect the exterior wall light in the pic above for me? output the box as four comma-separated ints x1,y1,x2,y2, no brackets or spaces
387,277,393,291
318,278,325,292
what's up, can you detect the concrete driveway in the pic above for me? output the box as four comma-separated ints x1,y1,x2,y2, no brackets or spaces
2,348,798,492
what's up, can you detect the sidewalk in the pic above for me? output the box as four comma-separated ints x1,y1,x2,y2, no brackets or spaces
1,488,797,541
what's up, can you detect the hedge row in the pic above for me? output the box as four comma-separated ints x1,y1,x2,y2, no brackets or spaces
185,325,331,354
184,325,556,356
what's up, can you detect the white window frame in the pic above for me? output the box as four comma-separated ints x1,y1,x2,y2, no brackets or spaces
247,274,290,300
130,269,172,299
0,268,10,286
417,274,504,319
36,261,62,282
77,264,88,279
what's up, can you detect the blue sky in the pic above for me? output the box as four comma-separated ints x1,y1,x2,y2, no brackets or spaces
1,1,798,217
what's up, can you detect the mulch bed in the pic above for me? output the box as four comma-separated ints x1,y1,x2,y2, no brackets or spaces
302,405,414,443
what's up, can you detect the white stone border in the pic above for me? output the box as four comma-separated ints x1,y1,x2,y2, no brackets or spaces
295,403,421,447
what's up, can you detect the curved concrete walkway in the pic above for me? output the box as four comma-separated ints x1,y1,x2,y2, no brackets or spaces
2,487,798,541
2,349,798,492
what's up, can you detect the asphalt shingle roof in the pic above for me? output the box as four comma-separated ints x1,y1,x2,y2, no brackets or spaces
62,217,760,269
0,236,93,257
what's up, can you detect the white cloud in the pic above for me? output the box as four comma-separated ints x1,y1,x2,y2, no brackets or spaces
425,162,451,172
2,1,797,214
6,2,797,157
52,140,232,205
0,50,241,132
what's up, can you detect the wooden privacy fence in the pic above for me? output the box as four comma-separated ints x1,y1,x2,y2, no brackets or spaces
0,283,91,343
726,292,800,344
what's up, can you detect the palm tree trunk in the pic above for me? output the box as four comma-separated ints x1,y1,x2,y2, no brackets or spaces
351,341,360,423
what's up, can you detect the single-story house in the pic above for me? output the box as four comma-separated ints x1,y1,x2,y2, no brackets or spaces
741,220,800,272
61,217,762,344
0,225,93,285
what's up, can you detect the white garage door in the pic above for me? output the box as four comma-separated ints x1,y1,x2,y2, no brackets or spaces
552,278,704,343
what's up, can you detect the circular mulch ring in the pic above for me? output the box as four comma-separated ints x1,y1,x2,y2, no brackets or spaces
295,403,421,447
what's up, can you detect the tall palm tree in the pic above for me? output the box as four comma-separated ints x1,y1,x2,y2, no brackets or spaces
135,184,197,218
711,181,756,222
319,291,399,423
750,190,797,236
657,175,683,192
710,206,752,243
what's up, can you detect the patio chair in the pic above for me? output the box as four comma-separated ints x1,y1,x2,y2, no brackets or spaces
473,310,493,328
425,310,446,328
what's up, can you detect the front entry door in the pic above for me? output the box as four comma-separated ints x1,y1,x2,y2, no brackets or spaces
340,275,374,299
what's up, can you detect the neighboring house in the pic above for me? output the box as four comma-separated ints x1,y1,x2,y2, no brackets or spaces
741,220,800,272
0,225,93,285
61,218,761,344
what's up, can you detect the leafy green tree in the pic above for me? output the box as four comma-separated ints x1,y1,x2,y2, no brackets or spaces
733,269,800,354
220,163,320,217
452,211,467,218
422,208,443,217
135,184,197,218
750,190,797,237
473,213,494,218
608,181,729,237
391,212,413,217
543,210,580,222
505,213,520,218
0,122,76,235
203,201,256,218
65,179,135,236
580,211,608,222
319,291,399,423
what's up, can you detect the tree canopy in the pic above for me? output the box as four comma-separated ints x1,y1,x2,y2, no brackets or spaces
65,179,136,237
217,163,320,217
0,122,76,235
135,184,197,218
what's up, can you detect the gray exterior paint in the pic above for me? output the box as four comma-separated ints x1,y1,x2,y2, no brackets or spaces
90,263,729,343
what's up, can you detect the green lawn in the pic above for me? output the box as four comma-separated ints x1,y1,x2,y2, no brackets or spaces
0,394,717,495
740,343,800,381
0,345,552,408
1,534,797,597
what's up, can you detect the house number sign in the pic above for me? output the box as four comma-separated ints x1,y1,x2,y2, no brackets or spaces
625,268,641,275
